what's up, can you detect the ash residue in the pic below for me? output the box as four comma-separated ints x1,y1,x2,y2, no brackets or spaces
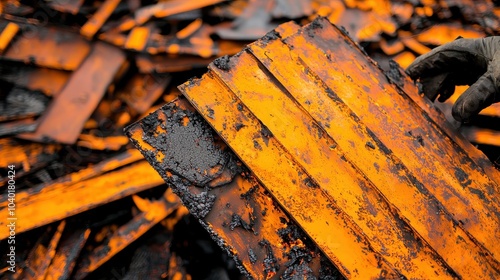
262,30,281,42
248,249,257,264
182,190,216,219
277,224,303,244
259,239,280,276
229,213,255,232
282,246,315,280
140,111,159,136
310,17,325,30
143,104,228,186
386,60,404,88
213,55,231,71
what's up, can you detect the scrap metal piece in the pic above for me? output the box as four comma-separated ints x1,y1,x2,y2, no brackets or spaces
125,98,341,278
174,18,500,278
18,42,125,144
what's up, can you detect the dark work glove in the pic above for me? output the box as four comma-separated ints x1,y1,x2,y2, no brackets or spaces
406,37,500,122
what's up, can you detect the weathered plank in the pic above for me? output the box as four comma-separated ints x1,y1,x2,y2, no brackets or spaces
18,42,125,144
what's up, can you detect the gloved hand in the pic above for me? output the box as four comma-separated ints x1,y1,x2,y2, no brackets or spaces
406,36,500,122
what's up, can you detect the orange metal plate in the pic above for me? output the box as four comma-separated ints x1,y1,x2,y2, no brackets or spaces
177,18,500,279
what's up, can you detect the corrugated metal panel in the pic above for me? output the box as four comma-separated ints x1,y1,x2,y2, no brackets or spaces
128,17,500,279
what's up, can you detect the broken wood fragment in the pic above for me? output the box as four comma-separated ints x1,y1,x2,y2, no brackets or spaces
0,21,18,53
18,42,126,144
0,160,163,239
80,0,121,39
1,25,91,71
73,188,180,279
45,227,91,280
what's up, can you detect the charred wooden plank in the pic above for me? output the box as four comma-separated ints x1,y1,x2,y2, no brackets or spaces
18,42,126,144
0,22,18,53
44,228,91,280
80,0,121,39
1,25,91,71
0,160,163,239
47,0,85,15
0,87,49,122
0,118,37,137
73,188,180,279
118,0,227,31
14,221,65,280
0,63,70,96
0,138,60,172
118,73,171,114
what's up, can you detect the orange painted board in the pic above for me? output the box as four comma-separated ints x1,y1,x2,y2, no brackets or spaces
18,42,125,144
283,19,500,262
80,0,121,38
246,35,499,278
125,26,150,51
176,18,500,279
0,161,163,239
207,50,461,279
125,98,343,278
0,22,19,53
1,25,90,71
180,72,401,279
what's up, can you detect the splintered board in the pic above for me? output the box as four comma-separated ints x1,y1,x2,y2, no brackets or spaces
128,18,500,279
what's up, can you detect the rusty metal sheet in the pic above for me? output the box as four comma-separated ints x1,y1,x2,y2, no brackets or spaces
0,160,163,239
1,25,91,71
175,18,500,278
125,98,343,278
18,42,125,144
